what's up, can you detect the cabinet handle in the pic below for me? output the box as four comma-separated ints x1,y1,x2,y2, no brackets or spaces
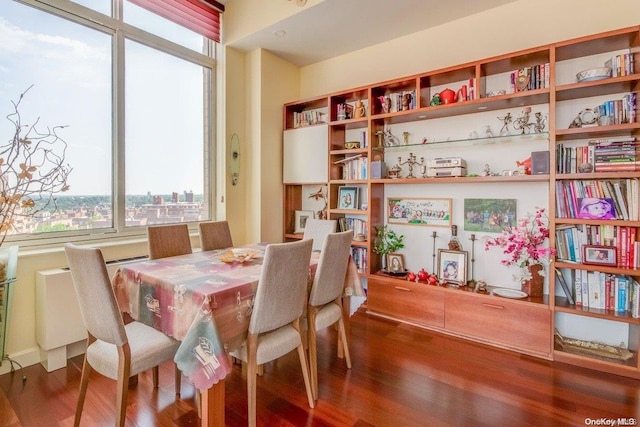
394,286,412,292
482,303,504,310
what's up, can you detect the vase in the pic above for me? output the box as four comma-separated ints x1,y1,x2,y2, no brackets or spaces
521,263,543,297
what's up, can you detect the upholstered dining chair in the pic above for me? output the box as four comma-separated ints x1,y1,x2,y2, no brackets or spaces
302,218,337,251
230,239,315,427
198,220,233,251
147,223,192,260
64,243,181,427
307,230,353,401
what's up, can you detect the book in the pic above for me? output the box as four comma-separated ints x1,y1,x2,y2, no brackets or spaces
556,268,575,305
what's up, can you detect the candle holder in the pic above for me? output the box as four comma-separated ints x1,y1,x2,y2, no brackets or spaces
398,153,424,179
431,231,438,273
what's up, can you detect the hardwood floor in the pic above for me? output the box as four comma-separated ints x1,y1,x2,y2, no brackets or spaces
1,306,639,426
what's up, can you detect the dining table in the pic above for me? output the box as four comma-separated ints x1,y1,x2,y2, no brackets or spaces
111,242,364,427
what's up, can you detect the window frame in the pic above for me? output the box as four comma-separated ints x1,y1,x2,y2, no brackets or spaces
4,0,218,249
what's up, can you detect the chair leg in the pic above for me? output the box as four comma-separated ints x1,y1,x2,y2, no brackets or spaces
152,366,159,388
296,343,315,409
337,316,352,369
74,356,92,427
307,310,319,400
116,346,132,427
175,364,181,395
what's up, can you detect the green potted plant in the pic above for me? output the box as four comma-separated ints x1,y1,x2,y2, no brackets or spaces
372,225,404,271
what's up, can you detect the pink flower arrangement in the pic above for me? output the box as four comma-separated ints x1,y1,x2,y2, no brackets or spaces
484,208,556,280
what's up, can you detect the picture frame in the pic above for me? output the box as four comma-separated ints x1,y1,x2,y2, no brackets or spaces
294,210,315,234
338,186,358,210
387,197,452,227
577,197,616,220
582,245,617,266
463,198,517,233
438,249,467,285
385,253,406,274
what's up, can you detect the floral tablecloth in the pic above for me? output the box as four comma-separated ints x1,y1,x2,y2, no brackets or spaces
111,242,364,391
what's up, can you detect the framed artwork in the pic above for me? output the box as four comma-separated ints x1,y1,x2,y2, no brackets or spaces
577,197,616,219
463,198,517,233
338,186,359,210
583,245,617,266
438,249,467,285
387,197,452,227
294,210,315,233
386,253,406,273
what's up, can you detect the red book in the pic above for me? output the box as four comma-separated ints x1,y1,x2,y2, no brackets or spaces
619,226,628,268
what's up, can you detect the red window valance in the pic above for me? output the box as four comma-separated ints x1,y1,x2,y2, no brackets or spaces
128,0,224,43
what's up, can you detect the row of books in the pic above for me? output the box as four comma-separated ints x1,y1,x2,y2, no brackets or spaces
334,154,368,180
338,216,368,237
556,137,639,174
386,90,417,112
604,53,635,77
557,269,639,316
555,224,639,268
510,63,550,92
350,247,367,274
336,103,354,121
555,178,639,220
292,109,328,128
595,93,637,125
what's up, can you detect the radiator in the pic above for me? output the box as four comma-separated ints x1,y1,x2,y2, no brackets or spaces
35,256,146,372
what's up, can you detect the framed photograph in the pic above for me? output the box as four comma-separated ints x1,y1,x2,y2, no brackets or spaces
583,245,617,266
338,186,358,210
294,210,315,234
438,249,467,285
463,198,517,233
387,197,452,227
386,253,406,274
577,197,616,219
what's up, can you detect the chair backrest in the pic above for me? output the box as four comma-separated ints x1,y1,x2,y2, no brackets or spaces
64,243,127,346
308,230,353,307
147,224,192,260
249,239,313,335
199,220,233,251
303,219,337,251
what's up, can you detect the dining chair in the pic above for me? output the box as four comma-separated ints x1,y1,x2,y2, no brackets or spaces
198,220,233,251
147,223,192,260
302,218,337,251
230,239,315,427
307,230,353,401
64,243,181,427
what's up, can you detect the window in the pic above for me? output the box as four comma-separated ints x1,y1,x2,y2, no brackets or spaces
0,0,216,245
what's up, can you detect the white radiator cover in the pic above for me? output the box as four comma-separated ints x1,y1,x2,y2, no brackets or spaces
35,259,142,372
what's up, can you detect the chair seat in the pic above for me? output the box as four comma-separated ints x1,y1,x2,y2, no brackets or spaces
87,321,180,379
313,303,342,331
231,325,301,365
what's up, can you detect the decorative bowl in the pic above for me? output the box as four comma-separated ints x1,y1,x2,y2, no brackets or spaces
576,67,611,82
344,141,360,149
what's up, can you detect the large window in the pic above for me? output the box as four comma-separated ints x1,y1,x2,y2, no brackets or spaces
0,0,216,244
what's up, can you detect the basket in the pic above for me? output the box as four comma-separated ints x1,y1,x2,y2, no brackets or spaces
554,330,634,362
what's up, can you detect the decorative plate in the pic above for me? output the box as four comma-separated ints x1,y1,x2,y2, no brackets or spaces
491,288,528,299
576,67,611,83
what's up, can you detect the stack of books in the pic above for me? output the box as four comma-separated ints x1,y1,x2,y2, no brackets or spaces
592,137,639,172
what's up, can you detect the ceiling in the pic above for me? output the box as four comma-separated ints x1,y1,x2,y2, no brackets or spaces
223,0,519,67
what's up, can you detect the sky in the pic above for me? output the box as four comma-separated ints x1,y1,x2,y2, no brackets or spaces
0,1,208,196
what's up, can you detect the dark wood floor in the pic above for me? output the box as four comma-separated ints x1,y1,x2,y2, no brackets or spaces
1,306,639,426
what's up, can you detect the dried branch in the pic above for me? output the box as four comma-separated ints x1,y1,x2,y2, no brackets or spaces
0,85,72,245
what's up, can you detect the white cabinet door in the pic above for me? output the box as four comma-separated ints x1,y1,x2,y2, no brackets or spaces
283,125,328,183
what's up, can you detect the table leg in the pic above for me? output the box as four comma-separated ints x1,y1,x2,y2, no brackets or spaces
200,380,225,427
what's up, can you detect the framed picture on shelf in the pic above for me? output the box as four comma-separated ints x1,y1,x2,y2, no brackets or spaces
386,253,406,274
438,250,467,285
583,245,617,266
463,198,517,233
387,197,452,227
294,210,315,234
576,197,616,220
338,186,358,210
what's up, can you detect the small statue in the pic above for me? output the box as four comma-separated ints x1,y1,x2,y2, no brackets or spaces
497,112,512,136
481,163,491,176
430,93,441,106
354,99,366,118
534,112,547,133
516,157,532,175
513,106,532,134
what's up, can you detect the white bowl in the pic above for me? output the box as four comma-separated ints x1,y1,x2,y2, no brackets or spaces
576,67,611,82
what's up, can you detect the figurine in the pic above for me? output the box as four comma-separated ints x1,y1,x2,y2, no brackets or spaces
516,157,532,175
513,106,532,134
481,163,491,176
430,93,441,106
534,112,547,133
354,99,366,118
497,112,512,136
483,125,494,138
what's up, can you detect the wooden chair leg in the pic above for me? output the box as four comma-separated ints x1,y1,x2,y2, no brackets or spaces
338,316,352,369
152,366,159,388
74,356,92,427
175,365,181,395
308,311,319,400
296,343,315,409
